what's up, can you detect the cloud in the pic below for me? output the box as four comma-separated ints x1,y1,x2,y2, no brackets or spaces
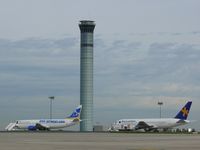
190,31,200,35
0,37,80,98
147,43,200,84
94,38,200,112
1,36,200,103
129,31,200,37
0,37,78,57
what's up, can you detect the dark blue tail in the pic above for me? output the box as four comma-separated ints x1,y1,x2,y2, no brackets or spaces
175,101,192,120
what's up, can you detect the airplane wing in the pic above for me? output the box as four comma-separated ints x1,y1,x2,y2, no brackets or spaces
135,121,155,131
35,123,50,130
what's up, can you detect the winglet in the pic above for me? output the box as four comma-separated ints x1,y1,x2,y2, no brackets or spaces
68,105,82,119
175,101,192,120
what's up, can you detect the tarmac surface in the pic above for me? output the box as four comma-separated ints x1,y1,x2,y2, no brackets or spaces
0,132,200,150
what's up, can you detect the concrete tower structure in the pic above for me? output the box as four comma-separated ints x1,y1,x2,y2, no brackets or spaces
79,20,95,131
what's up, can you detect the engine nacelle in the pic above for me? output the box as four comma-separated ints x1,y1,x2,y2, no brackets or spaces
28,125,37,130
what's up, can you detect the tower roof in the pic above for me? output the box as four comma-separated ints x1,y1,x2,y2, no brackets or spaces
79,20,95,26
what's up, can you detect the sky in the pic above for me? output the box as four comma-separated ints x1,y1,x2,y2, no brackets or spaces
0,0,200,130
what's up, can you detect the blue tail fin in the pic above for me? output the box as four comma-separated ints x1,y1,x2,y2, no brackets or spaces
175,101,192,120
68,105,82,119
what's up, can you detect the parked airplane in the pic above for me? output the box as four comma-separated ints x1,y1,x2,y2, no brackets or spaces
111,101,192,131
5,105,82,131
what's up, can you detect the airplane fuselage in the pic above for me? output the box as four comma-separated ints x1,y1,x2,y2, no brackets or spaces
112,118,189,131
15,119,76,130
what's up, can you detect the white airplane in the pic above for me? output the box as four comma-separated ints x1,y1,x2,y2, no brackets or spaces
5,105,82,131
111,101,192,132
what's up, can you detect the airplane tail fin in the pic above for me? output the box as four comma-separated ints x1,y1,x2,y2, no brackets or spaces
175,101,192,120
67,105,82,119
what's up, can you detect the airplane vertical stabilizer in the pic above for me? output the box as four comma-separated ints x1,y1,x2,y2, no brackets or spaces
175,101,192,120
68,105,82,119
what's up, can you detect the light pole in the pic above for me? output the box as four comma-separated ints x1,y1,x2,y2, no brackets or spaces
158,101,163,118
49,96,54,119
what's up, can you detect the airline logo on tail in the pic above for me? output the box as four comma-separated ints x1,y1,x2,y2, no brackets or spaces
175,101,192,120
181,107,189,117
68,105,82,119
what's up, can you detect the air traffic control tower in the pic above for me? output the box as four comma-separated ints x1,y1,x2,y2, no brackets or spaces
79,20,95,131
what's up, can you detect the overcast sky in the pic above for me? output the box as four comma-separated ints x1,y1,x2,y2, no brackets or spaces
0,0,200,130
